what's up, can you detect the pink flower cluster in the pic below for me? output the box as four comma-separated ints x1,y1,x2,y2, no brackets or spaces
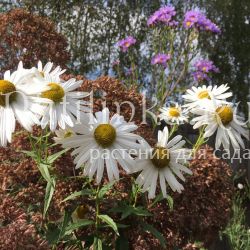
193,59,219,81
147,6,178,27
184,10,221,34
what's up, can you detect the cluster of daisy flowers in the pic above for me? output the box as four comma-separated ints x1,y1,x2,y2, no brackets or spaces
55,108,193,199
0,61,89,147
159,84,249,150
0,61,248,201
193,59,220,82
0,61,193,199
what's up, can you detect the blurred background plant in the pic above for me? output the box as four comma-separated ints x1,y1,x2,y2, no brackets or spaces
222,178,250,250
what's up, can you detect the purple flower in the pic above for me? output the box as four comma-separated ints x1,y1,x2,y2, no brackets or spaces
193,59,219,82
151,53,171,67
184,10,221,34
117,36,136,52
183,10,201,28
192,71,210,82
125,67,133,76
194,59,219,73
147,6,177,27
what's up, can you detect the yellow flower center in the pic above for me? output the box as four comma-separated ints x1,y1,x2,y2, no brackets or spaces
0,80,17,107
64,130,73,138
202,66,207,72
186,21,191,27
39,71,45,77
151,147,170,169
76,205,88,219
41,83,65,103
169,107,180,117
197,90,211,99
216,106,233,126
94,124,116,148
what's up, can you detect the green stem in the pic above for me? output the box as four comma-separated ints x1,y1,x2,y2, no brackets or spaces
193,126,206,154
44,126,49,163
169,124,178,138
95,185,101,236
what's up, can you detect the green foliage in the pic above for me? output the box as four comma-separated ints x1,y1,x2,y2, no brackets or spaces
98,214,119,236
141,222,167,248
62,189,94,202
115,235,129,250
110,202,152,220
97,181,116,200
43,177,56,217
149,193,174,210
222,191,250,250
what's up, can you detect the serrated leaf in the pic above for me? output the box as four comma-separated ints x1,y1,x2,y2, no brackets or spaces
141,222,166,248
65,219,94,234
98,181,116,199
47,148,69,164
98,214,119,235
62,189,93,203
43,178,56,217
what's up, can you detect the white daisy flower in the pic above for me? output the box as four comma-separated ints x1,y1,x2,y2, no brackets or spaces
0,66,49,147
191,103,249,150
159,103,188,125
182,84,232,110
134,127,192,199
40,74,90,131
56,108,143,183
54,126,75,143
37,61,66,79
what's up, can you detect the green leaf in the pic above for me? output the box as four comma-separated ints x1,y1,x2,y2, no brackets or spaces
47,148,69,164
43,178,56,217
62,189,93,203
149,193,174,210
93,237,102,250
111,204,152,220
121,206,151,220
166,195,174,211
21,150,37,160
58,210,72,239
149,193,164,208
46,224,60,244
141,222,166,248
115,235,129,250
98,214,119,235
98,181,116,199
38,163,52,183
116,223,130,229
65,219,94,234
